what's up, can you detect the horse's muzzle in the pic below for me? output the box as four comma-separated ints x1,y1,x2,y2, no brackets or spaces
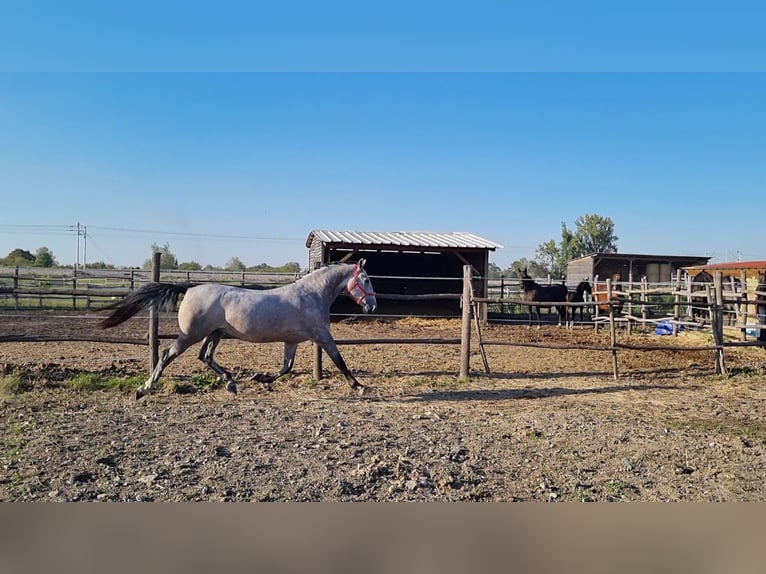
361,296,377,313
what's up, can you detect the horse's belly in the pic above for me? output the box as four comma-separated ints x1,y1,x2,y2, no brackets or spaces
223,312,313,344
229,327,310,344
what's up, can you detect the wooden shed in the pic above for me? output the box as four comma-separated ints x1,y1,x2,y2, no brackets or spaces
683,260,766,284
306,230,503,317
567,252,711,284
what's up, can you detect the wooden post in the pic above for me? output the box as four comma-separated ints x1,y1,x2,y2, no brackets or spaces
72,267,78,310
13,266,19,309
313,343,323,381
607,278,618,379
739,270,747,341
673,268,682,336
500,275,506,315
593,274,600,333
460,265,472,379
712,272,727,376
641,276,648,327
627,272,633,335
149,252,161,371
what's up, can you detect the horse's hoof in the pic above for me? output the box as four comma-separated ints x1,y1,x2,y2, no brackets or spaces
226,381,238,394
356,384,368,397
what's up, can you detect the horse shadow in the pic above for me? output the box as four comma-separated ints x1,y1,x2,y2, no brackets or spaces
405,380,693,403
353,367,699,403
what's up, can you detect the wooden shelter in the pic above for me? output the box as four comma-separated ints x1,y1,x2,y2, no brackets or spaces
683,260,766,284
567,252,711,284
305,230,502,318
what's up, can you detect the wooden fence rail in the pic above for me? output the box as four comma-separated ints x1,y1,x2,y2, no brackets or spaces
2,263,765,382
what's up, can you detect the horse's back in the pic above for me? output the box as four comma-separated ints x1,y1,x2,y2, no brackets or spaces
178,283,320,343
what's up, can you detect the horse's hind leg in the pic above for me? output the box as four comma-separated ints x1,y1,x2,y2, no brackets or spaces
251,342,298,384
137,336,194,399
198,331,238,394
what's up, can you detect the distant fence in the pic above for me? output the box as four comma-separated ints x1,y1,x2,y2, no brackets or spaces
0,265,299,310
2,262,765,381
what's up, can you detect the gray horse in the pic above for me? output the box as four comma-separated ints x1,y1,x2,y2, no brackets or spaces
99,259,377,399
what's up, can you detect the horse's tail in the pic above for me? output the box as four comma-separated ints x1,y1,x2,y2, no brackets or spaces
98,283,192,329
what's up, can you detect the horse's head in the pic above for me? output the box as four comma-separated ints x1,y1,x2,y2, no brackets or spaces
346,258,377,313
579,280,592,295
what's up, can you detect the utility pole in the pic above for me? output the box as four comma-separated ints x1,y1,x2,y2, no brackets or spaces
75,222,80,271
72,222,87,270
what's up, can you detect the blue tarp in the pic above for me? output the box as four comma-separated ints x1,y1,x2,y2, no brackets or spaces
654,320,681,335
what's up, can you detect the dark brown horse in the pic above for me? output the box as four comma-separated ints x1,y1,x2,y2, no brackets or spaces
690,270,714,323
565,280,592,328
518,268,568,327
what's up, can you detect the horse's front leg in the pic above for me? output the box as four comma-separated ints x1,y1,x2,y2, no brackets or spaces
251,342,298,384
314,334,366,396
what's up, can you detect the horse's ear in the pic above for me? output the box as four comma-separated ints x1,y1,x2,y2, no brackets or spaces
357,258,366,268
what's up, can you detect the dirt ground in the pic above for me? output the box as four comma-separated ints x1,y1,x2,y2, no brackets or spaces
2,309,766,501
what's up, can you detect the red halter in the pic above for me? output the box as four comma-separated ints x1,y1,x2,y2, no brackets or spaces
347,264,375,305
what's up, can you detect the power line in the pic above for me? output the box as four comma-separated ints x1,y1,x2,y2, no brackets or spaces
87,225,303,242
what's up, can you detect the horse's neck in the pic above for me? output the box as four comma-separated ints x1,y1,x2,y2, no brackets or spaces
522,278,538,291
306,265,351,302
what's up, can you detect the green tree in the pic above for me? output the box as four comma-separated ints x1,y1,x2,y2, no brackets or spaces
1,248,35,266
572,213,618,254
535,239,561,277
279,262,302,273
33,246,57,267
144,242,179,270
535,213,618,278
507,258,548,279
178,261,202,271
225,257,246,271
88,261,116,269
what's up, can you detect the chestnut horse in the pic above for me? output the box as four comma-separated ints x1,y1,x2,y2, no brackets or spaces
593,272,625,316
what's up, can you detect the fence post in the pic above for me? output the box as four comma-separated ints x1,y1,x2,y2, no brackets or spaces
313,343,323,381
149,252,161,371
500,275,506,314
607,278,618,379
13,266,19,309
739,270,747,341
72,266,78,310
713,272,727,376
625,269,646,335
673,268,682,336
460,265,472,379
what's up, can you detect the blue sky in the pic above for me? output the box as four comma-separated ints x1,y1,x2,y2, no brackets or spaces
1,3,765,269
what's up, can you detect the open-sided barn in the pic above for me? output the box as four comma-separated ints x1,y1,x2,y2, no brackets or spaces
567,252,711,284
683,260,766,284
305,230,503,317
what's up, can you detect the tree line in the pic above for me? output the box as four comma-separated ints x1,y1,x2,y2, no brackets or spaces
0,242,302,274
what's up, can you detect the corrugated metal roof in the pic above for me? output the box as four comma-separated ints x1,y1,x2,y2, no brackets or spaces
685,260,766,272
306,230,502,250
570,252,711,263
